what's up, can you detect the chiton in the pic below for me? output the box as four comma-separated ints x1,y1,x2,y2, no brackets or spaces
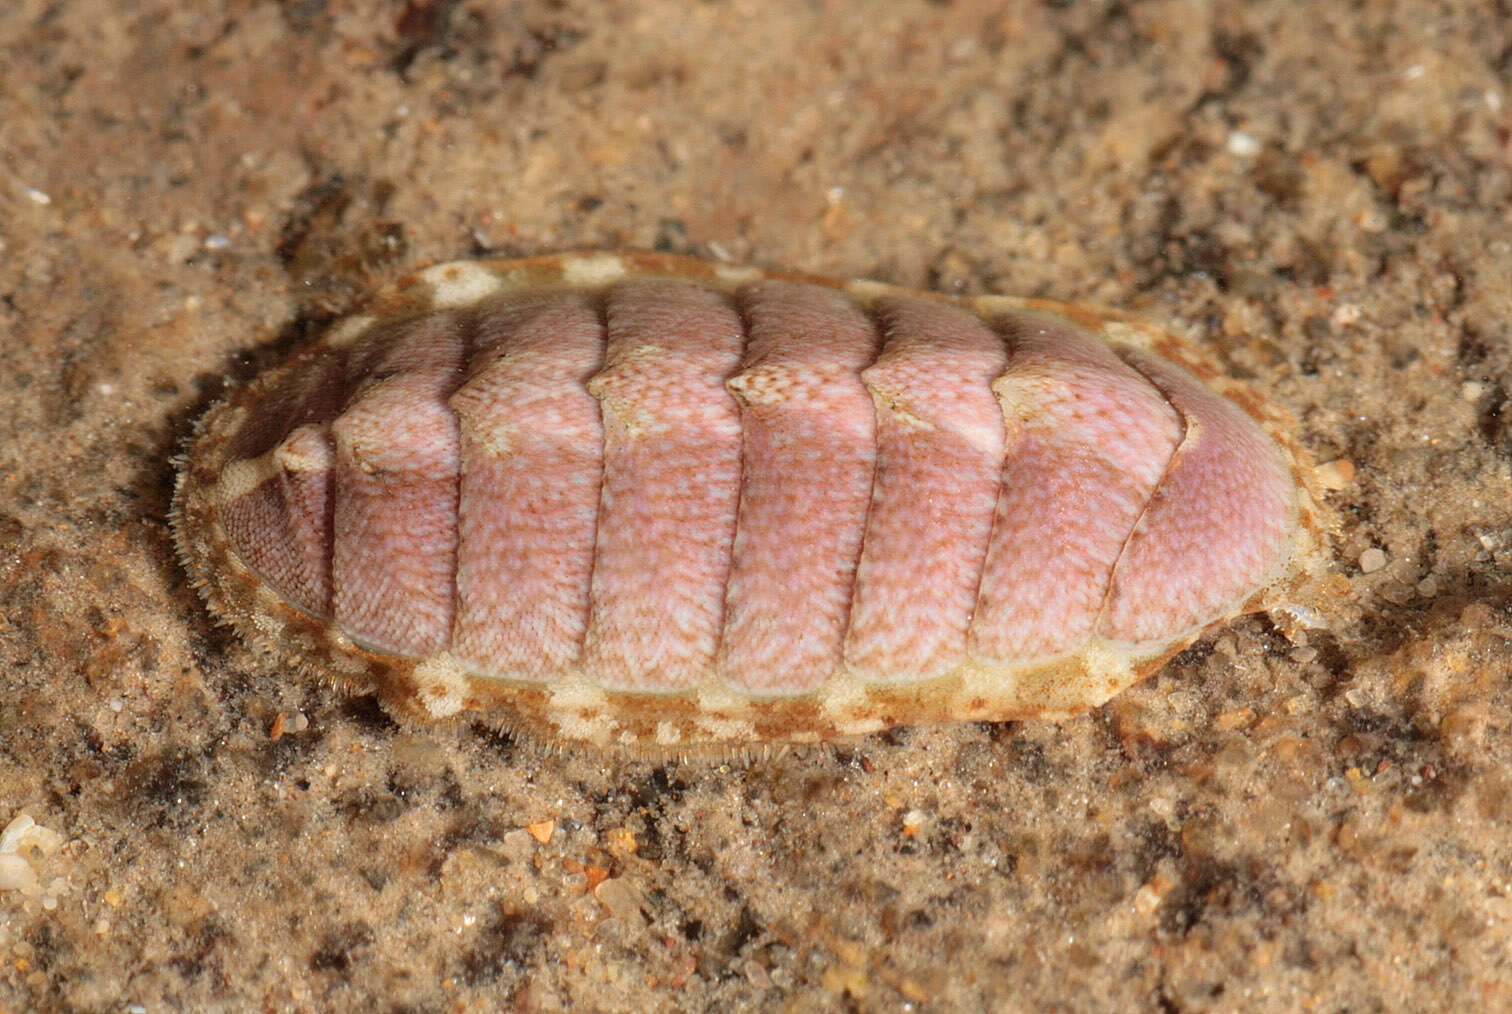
172,251,1330,749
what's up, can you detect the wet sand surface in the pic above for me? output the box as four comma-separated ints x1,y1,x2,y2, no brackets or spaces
1,1,1510,1009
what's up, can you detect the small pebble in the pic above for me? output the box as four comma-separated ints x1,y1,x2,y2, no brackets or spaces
1312,459,1355,491
500,829,538,860
1359,547,1388,574
0,814,62,860
743,959,774,988
1331,303,1362,328
0,855,36,893
594,877,642,921
1214,707,1255,730
1227,131,1260,157
1132,873,1172,915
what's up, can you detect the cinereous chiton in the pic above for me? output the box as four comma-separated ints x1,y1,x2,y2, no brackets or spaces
172,251,1331,750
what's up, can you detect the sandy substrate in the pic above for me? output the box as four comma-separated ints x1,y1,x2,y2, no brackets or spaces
1,0,1509,1009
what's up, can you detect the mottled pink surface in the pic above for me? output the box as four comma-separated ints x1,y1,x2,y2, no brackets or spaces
451,292,604,681
331,315,465,655
581,281,744,691
223,279,1297,692
970,316,1182,662
1100,346,1295,644
844,297,1009,681
719,282,878,693
266,424,335,614
221,352,346,616
221,474,319,614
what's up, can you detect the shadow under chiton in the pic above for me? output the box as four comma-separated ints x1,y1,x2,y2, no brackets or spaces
171,251,1331,750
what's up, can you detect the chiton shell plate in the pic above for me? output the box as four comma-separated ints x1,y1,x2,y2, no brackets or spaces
172,252,1330,749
